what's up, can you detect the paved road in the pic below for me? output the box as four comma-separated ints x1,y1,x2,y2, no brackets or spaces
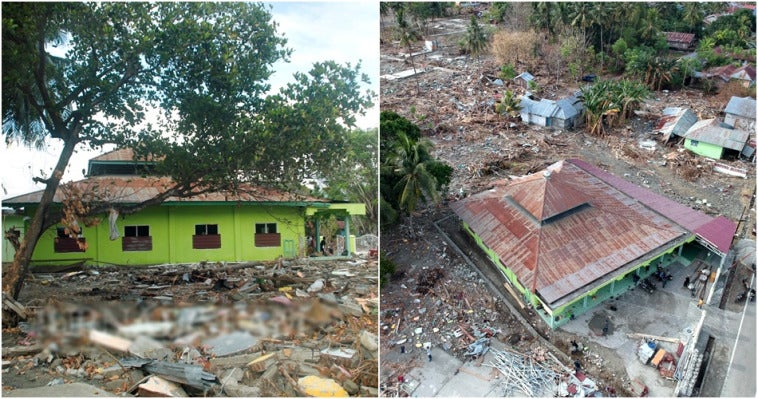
720,292,756,397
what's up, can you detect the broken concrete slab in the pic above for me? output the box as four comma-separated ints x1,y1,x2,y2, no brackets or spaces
129,335,173,360
360,330,379,352
4,382,116,397
203,331,258,357
337,298,364,317
138,375,188,397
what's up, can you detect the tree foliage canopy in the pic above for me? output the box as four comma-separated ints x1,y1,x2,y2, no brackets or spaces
380,111,451,227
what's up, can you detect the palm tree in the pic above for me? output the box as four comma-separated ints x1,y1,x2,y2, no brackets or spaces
639,8,661,45
590,3,611,71
682,3,704,35
495,90,522,129
569,2,592,45
389,132,440,235
465,15,488,58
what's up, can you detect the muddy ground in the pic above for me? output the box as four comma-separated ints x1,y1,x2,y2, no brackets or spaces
380,9,755,397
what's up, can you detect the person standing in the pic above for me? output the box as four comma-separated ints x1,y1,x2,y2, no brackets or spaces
427,347,432,362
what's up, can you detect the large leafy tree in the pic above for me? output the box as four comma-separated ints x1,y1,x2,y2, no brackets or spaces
2,2,373,324
312,128,378,235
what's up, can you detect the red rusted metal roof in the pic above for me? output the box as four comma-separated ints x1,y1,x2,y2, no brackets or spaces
451,159,737,306
664,32,695,44
569,159,736,254
90,148,162,162
3,175,325,205
451,160,687,305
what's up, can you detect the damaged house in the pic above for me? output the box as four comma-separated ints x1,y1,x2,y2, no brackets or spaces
519,93,584,130
2,149,365,266
450,159,736,329
664,32,696,50
654,107,698,142
724,96,756,131
683,118,750,160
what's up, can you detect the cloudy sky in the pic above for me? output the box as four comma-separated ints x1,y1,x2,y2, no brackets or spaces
1,2,379,199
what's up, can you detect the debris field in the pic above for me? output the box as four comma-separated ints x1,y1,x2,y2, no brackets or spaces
2,256,378,397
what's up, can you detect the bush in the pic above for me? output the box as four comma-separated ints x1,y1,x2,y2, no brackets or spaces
499,64,517,80
380,257,397,287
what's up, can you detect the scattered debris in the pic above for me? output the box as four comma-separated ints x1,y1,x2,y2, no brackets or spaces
2,256,378,397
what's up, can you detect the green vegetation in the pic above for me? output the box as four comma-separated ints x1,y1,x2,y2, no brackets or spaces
523,2,754,90
380,111,452,230
380,257,398,287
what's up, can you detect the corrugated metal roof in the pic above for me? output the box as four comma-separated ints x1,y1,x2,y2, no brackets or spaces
570,159,736,255
514,72,534,82
521,97,558,118
685,119,749,151
731,65,756,81
90,148,163,163
3,175,325,205
656,107,698,138
664,32,695,44
725,96,757,119
450,160,687,305
521,96,581,120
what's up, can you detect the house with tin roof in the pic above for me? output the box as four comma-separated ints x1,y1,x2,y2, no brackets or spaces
664,32,696,50
450,159,736,329
2,149,365,266
519,93,584,130
683,119,750,159
724,96,756,131
655,107,698,142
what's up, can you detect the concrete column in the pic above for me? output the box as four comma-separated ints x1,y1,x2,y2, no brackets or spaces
610,280,615,295
343,216,351,255
678,245,683,256
315,217,321,253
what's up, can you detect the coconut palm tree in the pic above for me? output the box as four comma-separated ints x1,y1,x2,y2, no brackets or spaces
465,15,488,58
388,132,440,235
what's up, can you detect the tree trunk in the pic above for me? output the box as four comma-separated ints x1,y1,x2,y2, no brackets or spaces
2,138,78,327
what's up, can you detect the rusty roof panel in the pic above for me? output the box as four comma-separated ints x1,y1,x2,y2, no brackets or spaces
4,175,324,205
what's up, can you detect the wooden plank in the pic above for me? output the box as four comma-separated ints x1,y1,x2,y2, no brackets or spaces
88,330,132,353
2,293,28,319
503,282,526,309
627,332,681,344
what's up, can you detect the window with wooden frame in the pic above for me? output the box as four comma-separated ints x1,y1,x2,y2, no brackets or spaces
54,227,86,253
123,225,152,251
193,224,221,249
254,223,280,247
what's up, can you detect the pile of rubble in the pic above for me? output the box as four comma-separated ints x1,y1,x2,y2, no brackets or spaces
2,256,378,397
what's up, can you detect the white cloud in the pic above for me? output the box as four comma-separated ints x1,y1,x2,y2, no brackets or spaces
2,2,379,199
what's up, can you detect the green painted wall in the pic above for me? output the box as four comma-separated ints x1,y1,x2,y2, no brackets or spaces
23,203,310,266
684,139,723,159
460,221,699,329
